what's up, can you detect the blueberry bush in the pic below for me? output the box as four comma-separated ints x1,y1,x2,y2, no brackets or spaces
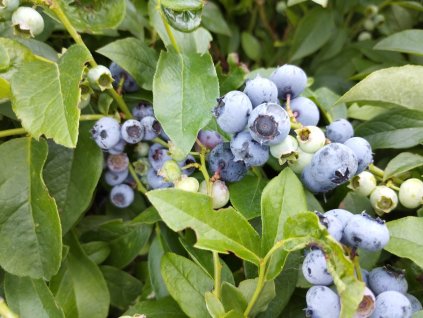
0,0,422,317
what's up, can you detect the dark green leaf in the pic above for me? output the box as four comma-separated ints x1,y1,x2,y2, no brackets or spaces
241,32,261,61
384,152,423,180
309,87,347,121
202,2,231,36
239,279,275,316
0,137,61,279
221,282,248,313
82,241,111,265
15,38,58,62
341,192,374,216
374,29,423,56
124,297,186,317
149,234,170,299
133,206,162,224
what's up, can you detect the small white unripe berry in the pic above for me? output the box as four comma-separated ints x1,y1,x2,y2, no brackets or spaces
88,65,113,91
12,7,44,38
349,171,377,197
370,186,398,215
399,178,423,209
295,126,326,154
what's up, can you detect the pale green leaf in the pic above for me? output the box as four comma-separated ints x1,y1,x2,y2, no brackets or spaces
124,297,186,317
374,29,423,56
239,279,276,316
384,152,423,181
149,234,170,299
0,77,10,100
0,38,36,81
205,292,225,318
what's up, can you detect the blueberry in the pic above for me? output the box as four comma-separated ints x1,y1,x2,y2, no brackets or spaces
196,130,223,151
343,212,390,251
315,211,343,242
88,65,113,91
324,209,353,229
306,285,340,318
371,291,412,318
12,6,44,38
132,102,154,120
178,155,196,176
269,64,307,99
370,186,398,215
91,117,121,150
301,165,335,193
148,143,172,171
230,131,269,167
109,62,139,93
175,176,200,193
108,139,126,155
309,143,358,186
243,75,279,108
368,266,408,296
344,137,373,174
134,142,150,158
399,178,423,209
270,135,299,165
213,91,253,134
248,102,290,145
208,142,247,182
199,180,230,209
349,171,377,197
146,168,172,189
405,293,423,313
107,153,129,174
355,287,376,318
132,158,150,176
289,96,320,126
158,160,182,182
295,126,326,154
121,119,144,144
288,148,313,174
110,184,134,208
361,269,370,286
104,169,128,186
302,248,333,285
140,116,162,140
326,119,354,143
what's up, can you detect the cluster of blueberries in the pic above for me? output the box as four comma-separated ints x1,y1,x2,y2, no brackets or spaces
303,209,420,318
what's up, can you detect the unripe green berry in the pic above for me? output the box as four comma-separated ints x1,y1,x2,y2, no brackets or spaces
288,148,313,174
168,142,186,161
158,160,181,182
295,126,326,154
133,158,150,176
270,135,298,165
12,6,44,38
348,171,377,197
175,176,199,192
399,178,423,209
363,19,375,31
370,185,398,215
365,4,379,16
199,180,230,209
0,0,19,14
358,31,372,42
134,142,150,158
372,14,385,26
88,65,113,91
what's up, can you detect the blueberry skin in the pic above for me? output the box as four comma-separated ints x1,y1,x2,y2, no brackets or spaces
146,168,172,189
324,209,353,229
140,116,162,140
243,75,279,108
178,154,196,176
197,130,223,150
302,249,333,285
316,212,343,242
248,102,290,145
371,291,412,318
213,91,253,134
91,117,121,150
104,169,128,186
107,153,129,173
301,165,335,193
310,143,358,187
230,131,269,167
306,286,340,318
110,184,134,208
108,139,126,155
148,143,172,171
344,137,373,174
405,293,423,313
132,102,154,120
269,64,307,99
343,212,390,251
121,119,144,144
326,119,354,143
289,96,320,126
109,62,139,93
208,142,247,182
368,267,408,296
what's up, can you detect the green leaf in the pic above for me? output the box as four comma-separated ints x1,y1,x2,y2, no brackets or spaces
347,103,390,121
5,274,64,318
384,152,423,180
82,241,111,265
15,38,59,62
161,253,213,318
133,206,161,224
241,32,261,61
161,0,203,10
205,292,225,318
229,175,268,220
385,217,423,269
239,279,275,316
0,137,62,279
101,265,143,309
146,189,261,265
261,168,307,254
289,8,334,61
153,51,219,155
124,297,186,317
221,282,248,313
50,233,110,318
309,87,347,121
374,29,423,56
97,37,158,90
0,77,10,100
341,192,374,216
0,38,36,81
216,54,248,95
355,109,423,149
339,65,423,111
149,234,170,299
202,2,231,36
11,45,92,148
55,0,126,33
43,122,103,234
413,311,423,318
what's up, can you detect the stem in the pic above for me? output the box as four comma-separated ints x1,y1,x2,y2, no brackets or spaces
213,252,222,299
0,128,27,138
0,299,18,318
152,137,169,148
157,0,180,53
386,180,400,191
79,114,105,121
369,164,384,178
256,0,278,42
368,164,403,186
354,256,363,281
107,89,132,119
244,261,266,316
128,163,147,194
199,143,212,195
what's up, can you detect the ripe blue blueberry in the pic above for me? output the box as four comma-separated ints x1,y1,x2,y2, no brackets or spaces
289,96,320,126
405,293,422,313
270,64,307,99
243,75,279,108
326,119,354,143
109,62,139,93
208,142,247,182
368,266,408,296
108,139,126,155
110,184,134,208
306,286,340,318
107,153,129,174
309,143,358,187
148,143,172,171
344,137,373,174
302,248,333,285
146,168,172,189
140,116,162,140
196,130,223,151
213,91,253,134
371,291,412,318
104,169,128,186
315,212,343,242
324,209,353,229
354,287,376,318
230,131,269,167
132,102,154,120
343,212,390,251
121,119,144,144
248,102,290,145
301,165,335,193
91,117,121,150
178,154,196,176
